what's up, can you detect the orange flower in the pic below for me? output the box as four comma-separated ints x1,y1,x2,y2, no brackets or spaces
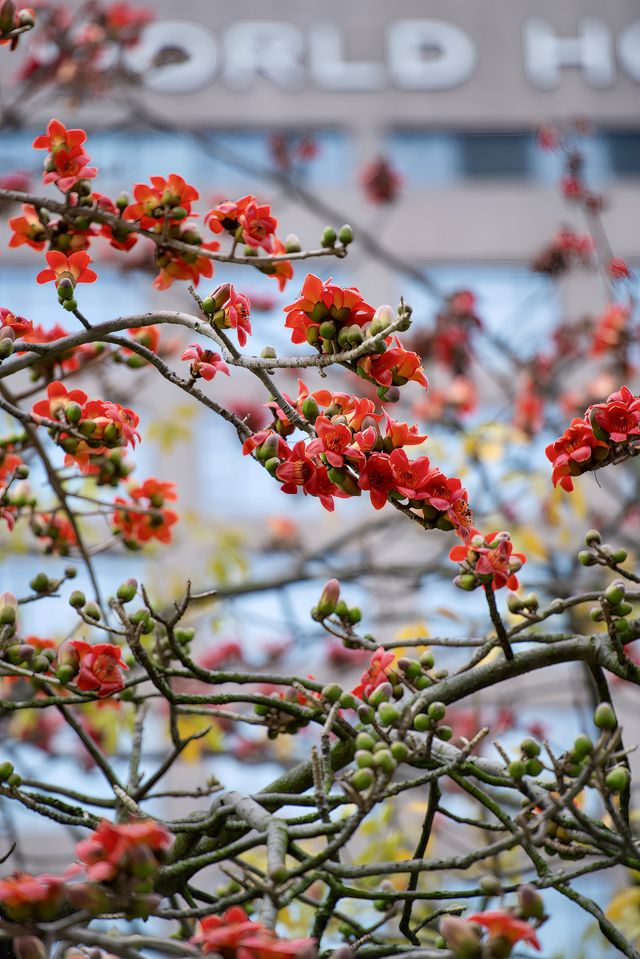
9,204,47,250
466,911,541,951
284,274,374,345
36,250,97,287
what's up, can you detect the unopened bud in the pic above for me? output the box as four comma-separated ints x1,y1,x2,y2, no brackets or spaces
317,578,340,617
517,883,545,920
13,937,46,959
440,916,482,958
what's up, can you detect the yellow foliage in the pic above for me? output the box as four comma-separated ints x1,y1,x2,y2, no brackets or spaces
146,404,196,451
607,886,640,944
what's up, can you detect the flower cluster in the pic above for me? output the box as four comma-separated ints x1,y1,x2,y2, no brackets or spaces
33,118,97,194
205,194,277,252
244,381,472,527
32,381,140,470
112,478,178,548
0,819,172,927
547,385,640,491
201,283,252,347
12,120,296,295
591,303,630,356
283,275,424,394
450,530,526,592
192,905,317,959
532,229,593,276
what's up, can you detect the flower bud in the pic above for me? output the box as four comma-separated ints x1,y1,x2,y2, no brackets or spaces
284,233,301,253
584,529,601,546
440,916,482,958
605,765,630,794
0,761,14,781
317,579,340,618
517,883,545,920
508,760,527,779
117,578,138,603
322,683,343,703
57,277,75,300
0,338,13,360
351,767,374,791
594,702,616,730
368,682,392,707
339,224,353,245
29,572,50,594
428,701,446,722
578,550,595,566
605,581,625,606
13,937,46,959
321,226,337,248
0,592,17,626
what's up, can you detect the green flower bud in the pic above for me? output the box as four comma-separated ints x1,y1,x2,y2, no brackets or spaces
526,758,544,776
378,703,400,726
322,682,343,703
594,702,617,730
419,650,435,669
7,773,21,788
317,579,340,618
352,768,374,791
479,875,502,896
521,737,541,758
584,529,601,546
413,714,430,732
373,749,397,774
605,582,626,606
340,692,356,710
69,590,86,608
29,572,50,594
0,761,14,782
428,701,446,722
117,578,138,603
84,603,101,621
339,224,353,245
605,766,630,793
356,749,374,769
573,734,593,760
436,725,453,741
508,760,527,780
390,741,409,761
321,227,337,248
356,732,376,751
578,550,596,566
175,627,195,645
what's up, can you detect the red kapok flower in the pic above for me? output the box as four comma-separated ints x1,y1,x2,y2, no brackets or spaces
351,647,395,700
0,872,66,922
181,344,230,380
75,818,172,883
237,199,278,252
0,307,33,336
357,452,394,509
608,257,631,281
124,174,199,229
284,274,375,345
360,156,402,204
8,204,47,250
36,251,97,287
466,910,541,951
450,530,526,591
69,640,128,698
306,415,364,468
588,386,640,444
33,118,87,154
545,418,609,492
32,380,88,420
112,478,178,546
